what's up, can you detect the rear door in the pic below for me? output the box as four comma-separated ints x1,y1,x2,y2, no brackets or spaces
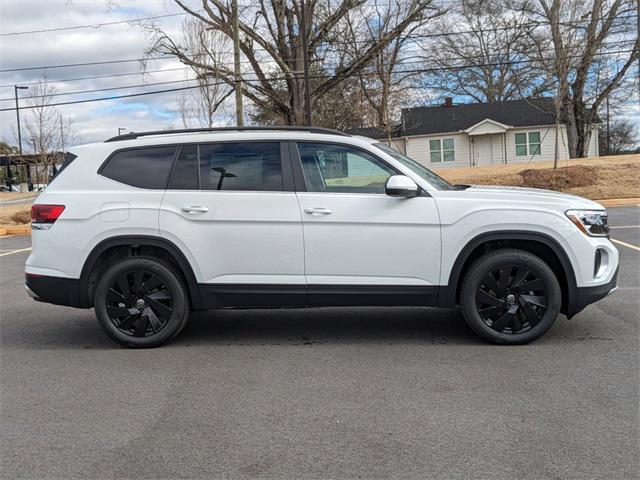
292,141,441,306
159,141,305,307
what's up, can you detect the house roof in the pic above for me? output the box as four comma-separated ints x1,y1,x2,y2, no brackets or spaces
401,98,561,137
347,126,402,138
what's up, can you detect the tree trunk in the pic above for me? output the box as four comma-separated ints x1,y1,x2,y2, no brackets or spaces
564,106,578,159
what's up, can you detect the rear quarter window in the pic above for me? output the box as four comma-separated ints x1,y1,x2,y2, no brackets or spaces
100,146,177,189
48,152,77,183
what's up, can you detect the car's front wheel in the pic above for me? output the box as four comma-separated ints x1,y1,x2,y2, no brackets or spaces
460,248,561,345
94,256,190,348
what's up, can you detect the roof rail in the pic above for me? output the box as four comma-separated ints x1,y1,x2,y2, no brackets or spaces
104,126,350,142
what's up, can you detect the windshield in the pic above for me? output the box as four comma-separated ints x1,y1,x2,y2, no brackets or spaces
373,143,454,190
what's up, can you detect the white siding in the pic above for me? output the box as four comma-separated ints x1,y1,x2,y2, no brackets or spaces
503,126,569,164
400,123,599,169
390,138,406,154
405,132,471,168
491,134,505,165
587,126,599,157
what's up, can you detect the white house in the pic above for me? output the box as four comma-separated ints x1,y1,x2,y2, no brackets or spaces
352,98,599,168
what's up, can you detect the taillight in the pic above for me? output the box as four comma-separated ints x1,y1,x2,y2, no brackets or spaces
31,204,65,229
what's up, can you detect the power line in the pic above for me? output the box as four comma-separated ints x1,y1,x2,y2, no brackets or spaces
2,4,633,39
1,49,634,113
2,13,635,73
2,30,634,78
1,39,632,96
0,0,461,37
0,56,175,73
0,82,228,112
0,12,191,37
0,78,202,102
0,66,192,89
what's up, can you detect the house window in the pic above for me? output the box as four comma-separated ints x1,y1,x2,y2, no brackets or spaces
430,138,455,162
515,132,541,156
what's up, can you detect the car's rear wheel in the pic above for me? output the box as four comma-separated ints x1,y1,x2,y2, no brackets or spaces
460,249,561,345
94,256,190,348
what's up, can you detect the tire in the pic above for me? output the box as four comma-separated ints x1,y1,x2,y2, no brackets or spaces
460,248,561,345
94,256,190,348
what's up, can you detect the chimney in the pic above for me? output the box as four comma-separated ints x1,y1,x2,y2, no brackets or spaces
444,97,453,107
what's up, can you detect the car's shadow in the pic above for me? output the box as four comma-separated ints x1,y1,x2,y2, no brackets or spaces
179,306,478,346
4,306,486,350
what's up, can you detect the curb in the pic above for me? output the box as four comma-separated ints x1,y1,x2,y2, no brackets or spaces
0,225,31,238
598,198,640,207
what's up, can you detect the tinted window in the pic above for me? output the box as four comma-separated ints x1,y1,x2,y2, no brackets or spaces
199,142,282,191
297,143,395,194
373,143,453,190
101,146,176,189
50,152,77,182
169,144,198,189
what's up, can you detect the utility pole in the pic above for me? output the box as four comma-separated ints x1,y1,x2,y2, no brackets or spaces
60,116,66,152
14,86,28,157
31,139,40,190
300,0,312,126
14,85,30,189
232,0,244,126
605,93,610,156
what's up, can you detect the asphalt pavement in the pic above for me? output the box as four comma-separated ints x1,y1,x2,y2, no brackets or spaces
1,206,638,479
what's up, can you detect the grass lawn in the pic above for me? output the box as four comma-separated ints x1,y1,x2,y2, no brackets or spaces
434,154,640,200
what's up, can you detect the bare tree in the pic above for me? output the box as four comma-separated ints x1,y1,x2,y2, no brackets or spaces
149,0,443,125
524,0,639,158
342,0,438,143
21,77,73,184
599,117,639,154
249,69,376,129
171,17,235,128
423,0,547,103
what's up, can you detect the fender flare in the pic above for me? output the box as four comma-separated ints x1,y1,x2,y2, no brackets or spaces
440,230,578,314
78,235,202,308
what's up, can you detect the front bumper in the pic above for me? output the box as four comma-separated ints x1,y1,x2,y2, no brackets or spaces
567,267,618,318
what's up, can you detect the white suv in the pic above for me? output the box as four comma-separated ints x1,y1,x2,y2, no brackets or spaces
25,127,618,347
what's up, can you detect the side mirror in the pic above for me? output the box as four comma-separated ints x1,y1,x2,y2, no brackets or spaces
385,175,420,198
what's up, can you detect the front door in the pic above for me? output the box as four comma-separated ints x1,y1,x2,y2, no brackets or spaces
159,141,305,307
292,141,441,306
474,135,493,166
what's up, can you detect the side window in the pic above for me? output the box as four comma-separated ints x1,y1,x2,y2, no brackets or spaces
169,144,198,189
515,132,541,157
297,143,396,194
515,133,527,156
101,146,176,189
199,142,282,191
528,132,541,155
430,138,455,162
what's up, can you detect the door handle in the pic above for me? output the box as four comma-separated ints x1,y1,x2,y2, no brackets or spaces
181,205,209,213
304,207,333,216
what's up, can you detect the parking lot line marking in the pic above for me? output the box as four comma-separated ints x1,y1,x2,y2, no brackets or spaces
0,247,31,257
610,225,640,229
611,239,640,252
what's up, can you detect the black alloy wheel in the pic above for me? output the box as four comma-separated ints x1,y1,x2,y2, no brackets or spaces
106,270,174,337
476,265,547,334
460,249,561,345
94,257,190,348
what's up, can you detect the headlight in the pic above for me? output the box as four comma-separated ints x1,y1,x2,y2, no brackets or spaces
565,209,609,237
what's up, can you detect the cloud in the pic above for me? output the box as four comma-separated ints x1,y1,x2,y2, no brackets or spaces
0,0,231,146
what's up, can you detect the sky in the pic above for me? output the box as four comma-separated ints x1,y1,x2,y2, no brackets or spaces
0,0,223,148
0,1,638,150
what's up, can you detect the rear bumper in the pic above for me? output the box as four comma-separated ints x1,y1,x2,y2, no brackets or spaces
567,267,618,318
25,273,87,308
